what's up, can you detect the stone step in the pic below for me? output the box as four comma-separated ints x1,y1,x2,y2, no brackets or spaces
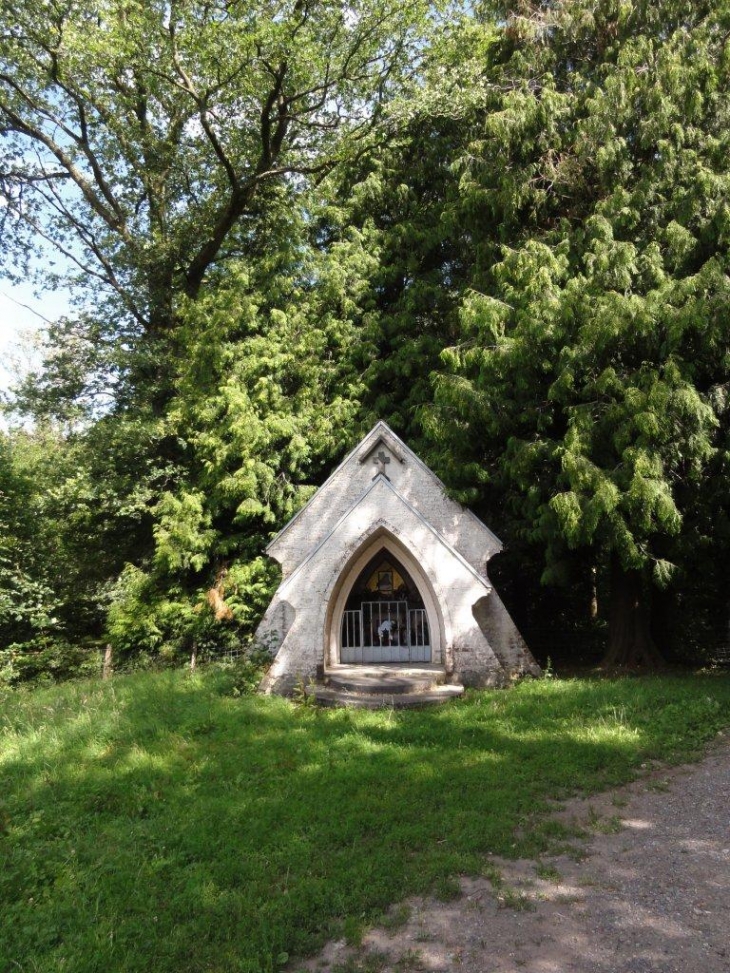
305,683,464,710
325,664,447,695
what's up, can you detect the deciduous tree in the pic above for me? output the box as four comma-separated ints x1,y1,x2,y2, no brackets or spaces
0,0,437,354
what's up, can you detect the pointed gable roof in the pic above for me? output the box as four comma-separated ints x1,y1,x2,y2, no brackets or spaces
266,421,502,579
355,422,406,466
277,473,493,597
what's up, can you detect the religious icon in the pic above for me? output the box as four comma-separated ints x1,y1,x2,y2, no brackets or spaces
377,570,393,594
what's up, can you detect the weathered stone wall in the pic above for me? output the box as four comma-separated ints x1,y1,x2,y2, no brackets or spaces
257,441,540,696
268,423,502,580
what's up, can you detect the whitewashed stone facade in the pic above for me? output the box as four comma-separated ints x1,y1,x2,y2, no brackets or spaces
257,422,539,694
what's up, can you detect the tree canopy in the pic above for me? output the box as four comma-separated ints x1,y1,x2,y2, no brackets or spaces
1,0,729,679
432,0,730,664
1,0,436,335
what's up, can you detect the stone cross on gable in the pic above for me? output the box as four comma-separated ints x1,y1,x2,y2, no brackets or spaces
372,449,391,479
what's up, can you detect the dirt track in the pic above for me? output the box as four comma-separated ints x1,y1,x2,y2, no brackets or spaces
300,736,730,973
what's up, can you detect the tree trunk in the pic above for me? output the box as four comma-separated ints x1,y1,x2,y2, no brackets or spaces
190,642,197,674
603,554,664,669
650,584,674,659
102,643,113,680
589,564,599,621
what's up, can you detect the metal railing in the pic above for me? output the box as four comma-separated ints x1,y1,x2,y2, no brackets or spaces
340,602,431,664
408,608,430,663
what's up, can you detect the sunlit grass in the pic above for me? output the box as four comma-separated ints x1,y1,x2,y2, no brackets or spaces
1,669,729,973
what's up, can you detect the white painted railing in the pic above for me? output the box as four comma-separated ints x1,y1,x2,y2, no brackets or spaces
341,610,363,662
340,602,431,664
409,609,430,663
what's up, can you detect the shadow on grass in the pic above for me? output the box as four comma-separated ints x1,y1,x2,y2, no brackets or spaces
1,670,729,973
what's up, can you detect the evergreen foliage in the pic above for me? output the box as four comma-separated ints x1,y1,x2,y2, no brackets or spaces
431,0,730,664
1,0,729,674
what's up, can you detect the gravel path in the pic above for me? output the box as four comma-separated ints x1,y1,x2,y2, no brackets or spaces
299,736,730,973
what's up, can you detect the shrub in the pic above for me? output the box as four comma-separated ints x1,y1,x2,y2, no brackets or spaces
0,637,101,688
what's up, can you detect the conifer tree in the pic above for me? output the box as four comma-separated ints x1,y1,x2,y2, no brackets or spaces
433,0,730,665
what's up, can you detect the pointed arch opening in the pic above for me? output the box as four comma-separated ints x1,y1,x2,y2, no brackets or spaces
326,530,444,668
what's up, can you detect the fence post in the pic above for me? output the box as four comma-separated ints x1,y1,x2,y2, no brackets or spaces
102,643,113,680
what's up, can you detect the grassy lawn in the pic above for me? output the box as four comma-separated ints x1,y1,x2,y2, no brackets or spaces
1,669,730,973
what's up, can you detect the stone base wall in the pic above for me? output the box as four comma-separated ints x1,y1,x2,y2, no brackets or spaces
471,590,542,680
259,664,315,697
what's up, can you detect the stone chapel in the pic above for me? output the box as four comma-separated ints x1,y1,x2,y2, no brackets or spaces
257,422,540,703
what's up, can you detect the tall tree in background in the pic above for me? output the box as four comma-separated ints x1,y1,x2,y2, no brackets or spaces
432,0,730,666
332,20,488,442
0,0,444,668
118,194,377,657
0,0,438,405
3,0,730,675
2,189,380,668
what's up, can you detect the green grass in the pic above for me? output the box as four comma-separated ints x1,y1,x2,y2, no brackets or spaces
534,862,563,884
1,669,729,973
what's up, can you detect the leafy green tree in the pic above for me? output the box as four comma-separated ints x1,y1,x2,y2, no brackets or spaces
2,209,376,671
323,15,490,443
0,0,437,338
0,410,185,674
432,0,730,666
0,428,101,682
103,192,378,659
0,1,447,672
0,0,443,667
0,432,58,648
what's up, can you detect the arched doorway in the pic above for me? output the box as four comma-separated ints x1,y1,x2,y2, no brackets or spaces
339,548,431,663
